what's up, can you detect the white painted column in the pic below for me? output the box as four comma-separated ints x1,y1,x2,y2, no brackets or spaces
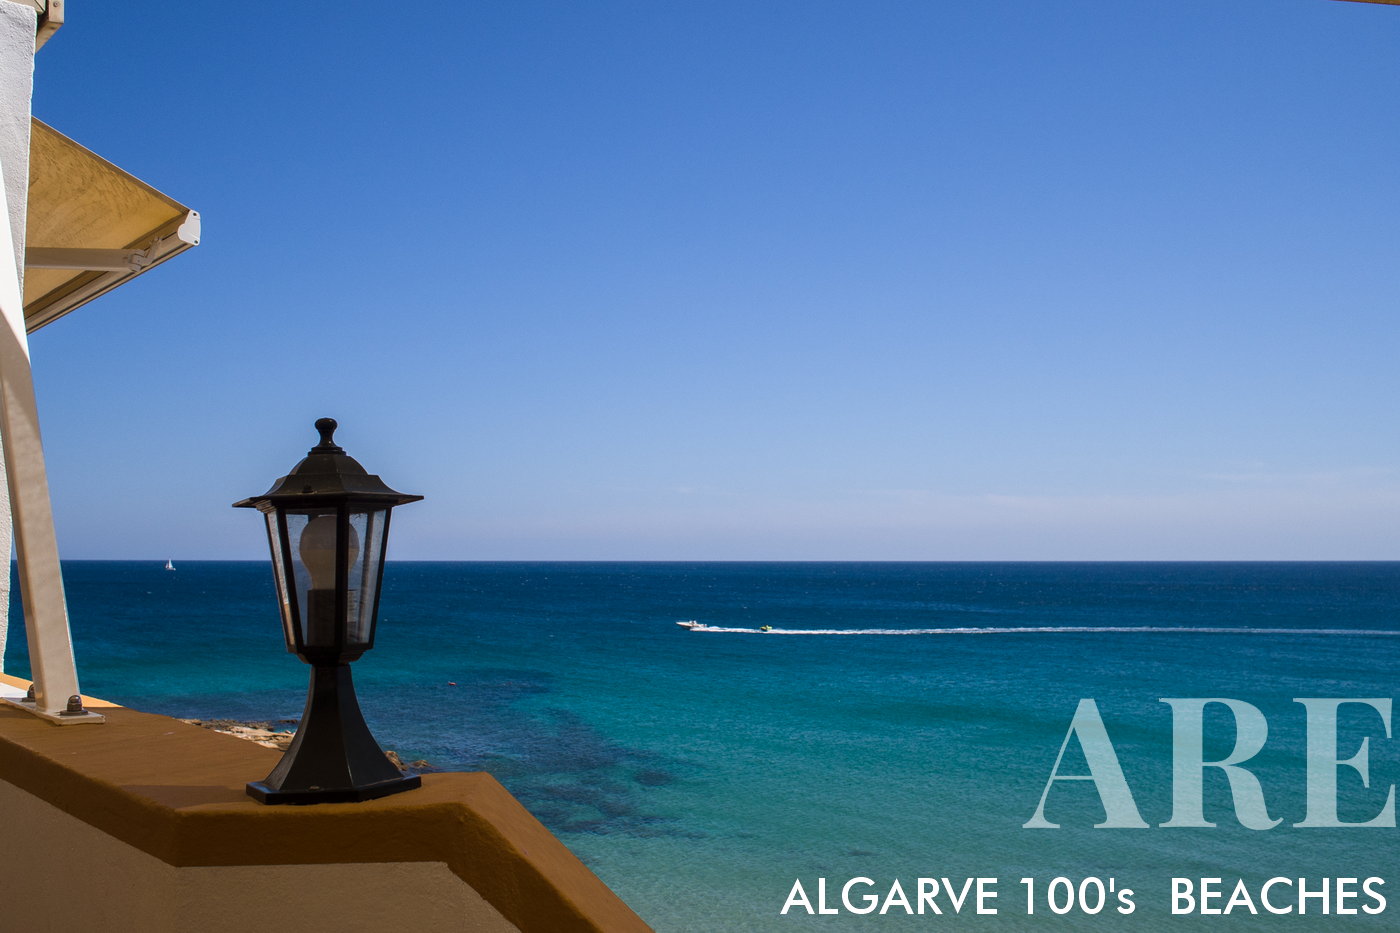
0,0,98,722
0,1,28,673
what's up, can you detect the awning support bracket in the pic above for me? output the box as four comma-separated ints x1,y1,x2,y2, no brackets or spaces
25,246,153,272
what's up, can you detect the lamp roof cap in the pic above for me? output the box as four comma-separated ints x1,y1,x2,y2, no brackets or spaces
233,418,424,509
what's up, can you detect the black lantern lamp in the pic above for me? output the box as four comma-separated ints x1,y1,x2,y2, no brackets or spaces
234,418,423,804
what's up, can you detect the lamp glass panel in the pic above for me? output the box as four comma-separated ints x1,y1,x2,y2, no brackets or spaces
264,512,296,650
284,507,342,650
345,508,387,646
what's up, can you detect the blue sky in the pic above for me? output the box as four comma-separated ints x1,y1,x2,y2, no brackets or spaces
24,0,1400,560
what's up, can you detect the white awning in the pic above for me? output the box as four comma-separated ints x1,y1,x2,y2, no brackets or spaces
22,118,199,332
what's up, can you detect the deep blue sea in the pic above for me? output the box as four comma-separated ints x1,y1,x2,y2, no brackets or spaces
7,561,1400,931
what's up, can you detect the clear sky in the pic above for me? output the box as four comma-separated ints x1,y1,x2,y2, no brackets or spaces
22,0,1400,561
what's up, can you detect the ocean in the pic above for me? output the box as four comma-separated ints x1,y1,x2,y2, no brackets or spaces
7,561,1400,931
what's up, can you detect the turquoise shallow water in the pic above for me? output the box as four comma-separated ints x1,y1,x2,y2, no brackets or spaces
7,561,1400,931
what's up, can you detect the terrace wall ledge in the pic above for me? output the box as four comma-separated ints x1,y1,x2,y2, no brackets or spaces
0,672,652,933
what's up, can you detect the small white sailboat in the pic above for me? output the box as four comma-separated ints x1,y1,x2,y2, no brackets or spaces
164,559,175,571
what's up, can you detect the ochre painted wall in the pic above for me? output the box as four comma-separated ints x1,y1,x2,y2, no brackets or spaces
0,698,653,932
0,778,520,933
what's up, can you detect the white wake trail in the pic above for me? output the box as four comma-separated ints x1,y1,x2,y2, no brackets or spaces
678,625,1400,636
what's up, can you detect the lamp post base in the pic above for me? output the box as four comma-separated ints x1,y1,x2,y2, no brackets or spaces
247,662,420,805
247,771,421,805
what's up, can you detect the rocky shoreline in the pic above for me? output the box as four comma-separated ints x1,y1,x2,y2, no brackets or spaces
181,719,436,773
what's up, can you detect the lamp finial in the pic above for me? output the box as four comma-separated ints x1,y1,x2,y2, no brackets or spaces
312,418,342,453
